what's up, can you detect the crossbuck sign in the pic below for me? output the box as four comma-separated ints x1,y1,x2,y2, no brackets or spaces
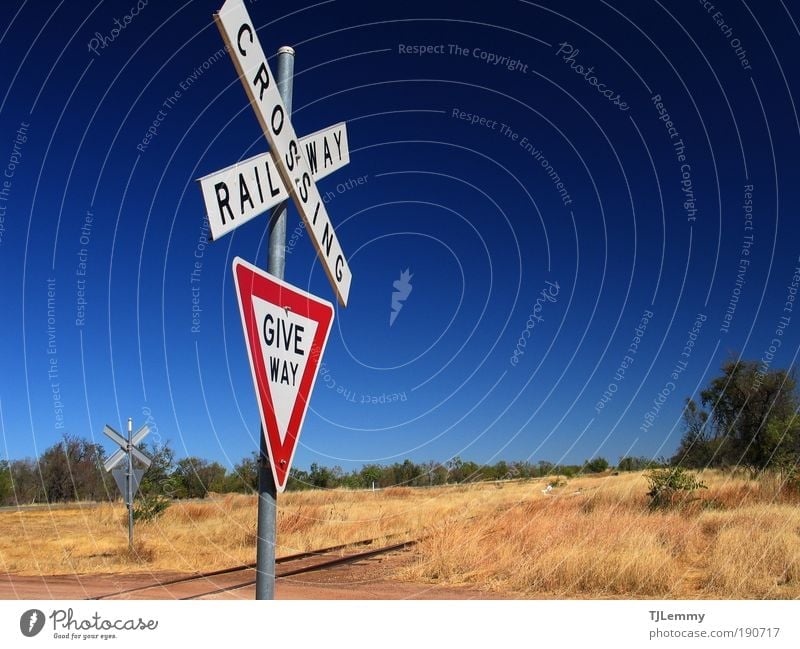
206,0,353,307
103,422,151,505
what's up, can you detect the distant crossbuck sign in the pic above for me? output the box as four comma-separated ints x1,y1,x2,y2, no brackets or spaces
198,122,349,241
103,424,151,505
213,0,353,307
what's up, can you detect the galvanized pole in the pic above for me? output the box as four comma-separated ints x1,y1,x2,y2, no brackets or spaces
127,417,133,550
255,45,295,601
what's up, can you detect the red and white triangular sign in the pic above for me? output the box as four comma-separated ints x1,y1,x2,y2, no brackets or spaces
232,257,334,491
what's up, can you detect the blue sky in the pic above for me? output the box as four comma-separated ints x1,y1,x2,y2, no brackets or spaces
1,0,799,473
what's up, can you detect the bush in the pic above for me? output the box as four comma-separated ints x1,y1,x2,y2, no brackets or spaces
584,457,610,473
133,492,171,522
645,467,706,509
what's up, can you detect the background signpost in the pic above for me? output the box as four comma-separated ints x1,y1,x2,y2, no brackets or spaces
103,418,151,549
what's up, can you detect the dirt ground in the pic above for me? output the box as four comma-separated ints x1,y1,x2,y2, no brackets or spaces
0,550,507,600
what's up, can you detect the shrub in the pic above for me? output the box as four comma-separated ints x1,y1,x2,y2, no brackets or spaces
133,492,171,522
645,467,706,509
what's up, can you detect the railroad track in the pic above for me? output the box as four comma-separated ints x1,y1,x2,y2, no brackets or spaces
90,536,416,600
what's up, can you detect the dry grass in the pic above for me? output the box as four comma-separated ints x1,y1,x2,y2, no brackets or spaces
0,481,533,576
400,471,800,598
1,471,799,598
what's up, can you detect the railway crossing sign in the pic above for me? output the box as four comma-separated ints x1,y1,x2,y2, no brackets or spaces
232,256,334,491
103,419,152,549
103,423,151,506
214,0,353,307
198,122,349,241
103,423,152,474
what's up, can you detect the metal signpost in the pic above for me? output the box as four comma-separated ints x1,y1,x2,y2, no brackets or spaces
199,0,354,600
103,418,151,549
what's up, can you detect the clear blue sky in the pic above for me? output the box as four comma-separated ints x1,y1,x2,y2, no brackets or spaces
1,0,799,473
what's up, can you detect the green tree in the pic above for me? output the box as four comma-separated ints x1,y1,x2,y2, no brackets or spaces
8,459,42,504
37,434,107,502
132,442,176,520
584,457,610,473
138,441,177,498
536,460,555,477
286,466,312,490
0,460,11,504
360,464,382,489
617,456,661,472
224,452,258,493
674,360,799,470
172,457,225,498
308,462,334,488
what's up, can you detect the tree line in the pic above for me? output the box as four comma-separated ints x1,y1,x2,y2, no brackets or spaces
2,358,796,506
674,358,800,474
0,435,636,506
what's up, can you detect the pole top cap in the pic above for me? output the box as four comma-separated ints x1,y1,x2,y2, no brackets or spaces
278,46,295,56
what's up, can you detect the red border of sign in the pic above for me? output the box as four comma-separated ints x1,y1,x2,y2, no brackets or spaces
232,257,335,491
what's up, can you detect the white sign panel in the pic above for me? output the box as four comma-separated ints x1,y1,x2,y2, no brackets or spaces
251,295,319,443
198,122,350,241
215,0,353,306
103,424,152,472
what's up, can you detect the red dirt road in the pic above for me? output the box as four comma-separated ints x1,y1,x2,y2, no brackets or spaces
0,552,505,600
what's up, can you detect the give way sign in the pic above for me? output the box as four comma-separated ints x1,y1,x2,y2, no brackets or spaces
232,257,334,491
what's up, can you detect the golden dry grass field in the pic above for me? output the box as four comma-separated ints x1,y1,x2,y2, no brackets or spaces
1,471,799,598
